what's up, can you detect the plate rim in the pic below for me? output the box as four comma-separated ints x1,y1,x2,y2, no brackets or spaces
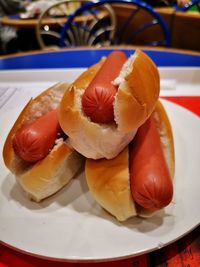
0,99,200,262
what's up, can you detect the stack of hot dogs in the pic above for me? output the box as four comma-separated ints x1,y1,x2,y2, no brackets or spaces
3,49,175,221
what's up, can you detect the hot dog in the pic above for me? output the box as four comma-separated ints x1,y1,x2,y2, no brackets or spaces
12,109,61,162
130,113,173,211
59,49,160,160
82,51,127,123
3,83,83,202
85,101,175,221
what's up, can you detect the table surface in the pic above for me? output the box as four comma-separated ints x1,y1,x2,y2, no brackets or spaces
0,10,107,29
0,14,68,28
0,47,200,267
1,6,199,28
0,47,200,69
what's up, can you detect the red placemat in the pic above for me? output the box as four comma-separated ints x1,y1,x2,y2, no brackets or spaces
0,245,148,267
149,225,200,266
161,96,200,117
1,96,200,267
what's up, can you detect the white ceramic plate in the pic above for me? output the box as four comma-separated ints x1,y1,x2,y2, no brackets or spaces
0,99,200,262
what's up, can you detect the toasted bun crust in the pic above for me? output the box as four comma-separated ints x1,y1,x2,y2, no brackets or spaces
114,49,160,132
85,100,175,221
153,100,175,179
59,49,160,159
3,83,83,202
85,147,137,221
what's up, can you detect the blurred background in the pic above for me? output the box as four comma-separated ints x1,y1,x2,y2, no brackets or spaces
0,0,199,55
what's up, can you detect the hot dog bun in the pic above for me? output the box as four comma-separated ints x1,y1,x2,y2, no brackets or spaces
85,147,137,221
3,83,83,202
59,49,160,160
85,100,174,221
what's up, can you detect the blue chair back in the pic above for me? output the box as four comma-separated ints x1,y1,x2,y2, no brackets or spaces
60,0,171,47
